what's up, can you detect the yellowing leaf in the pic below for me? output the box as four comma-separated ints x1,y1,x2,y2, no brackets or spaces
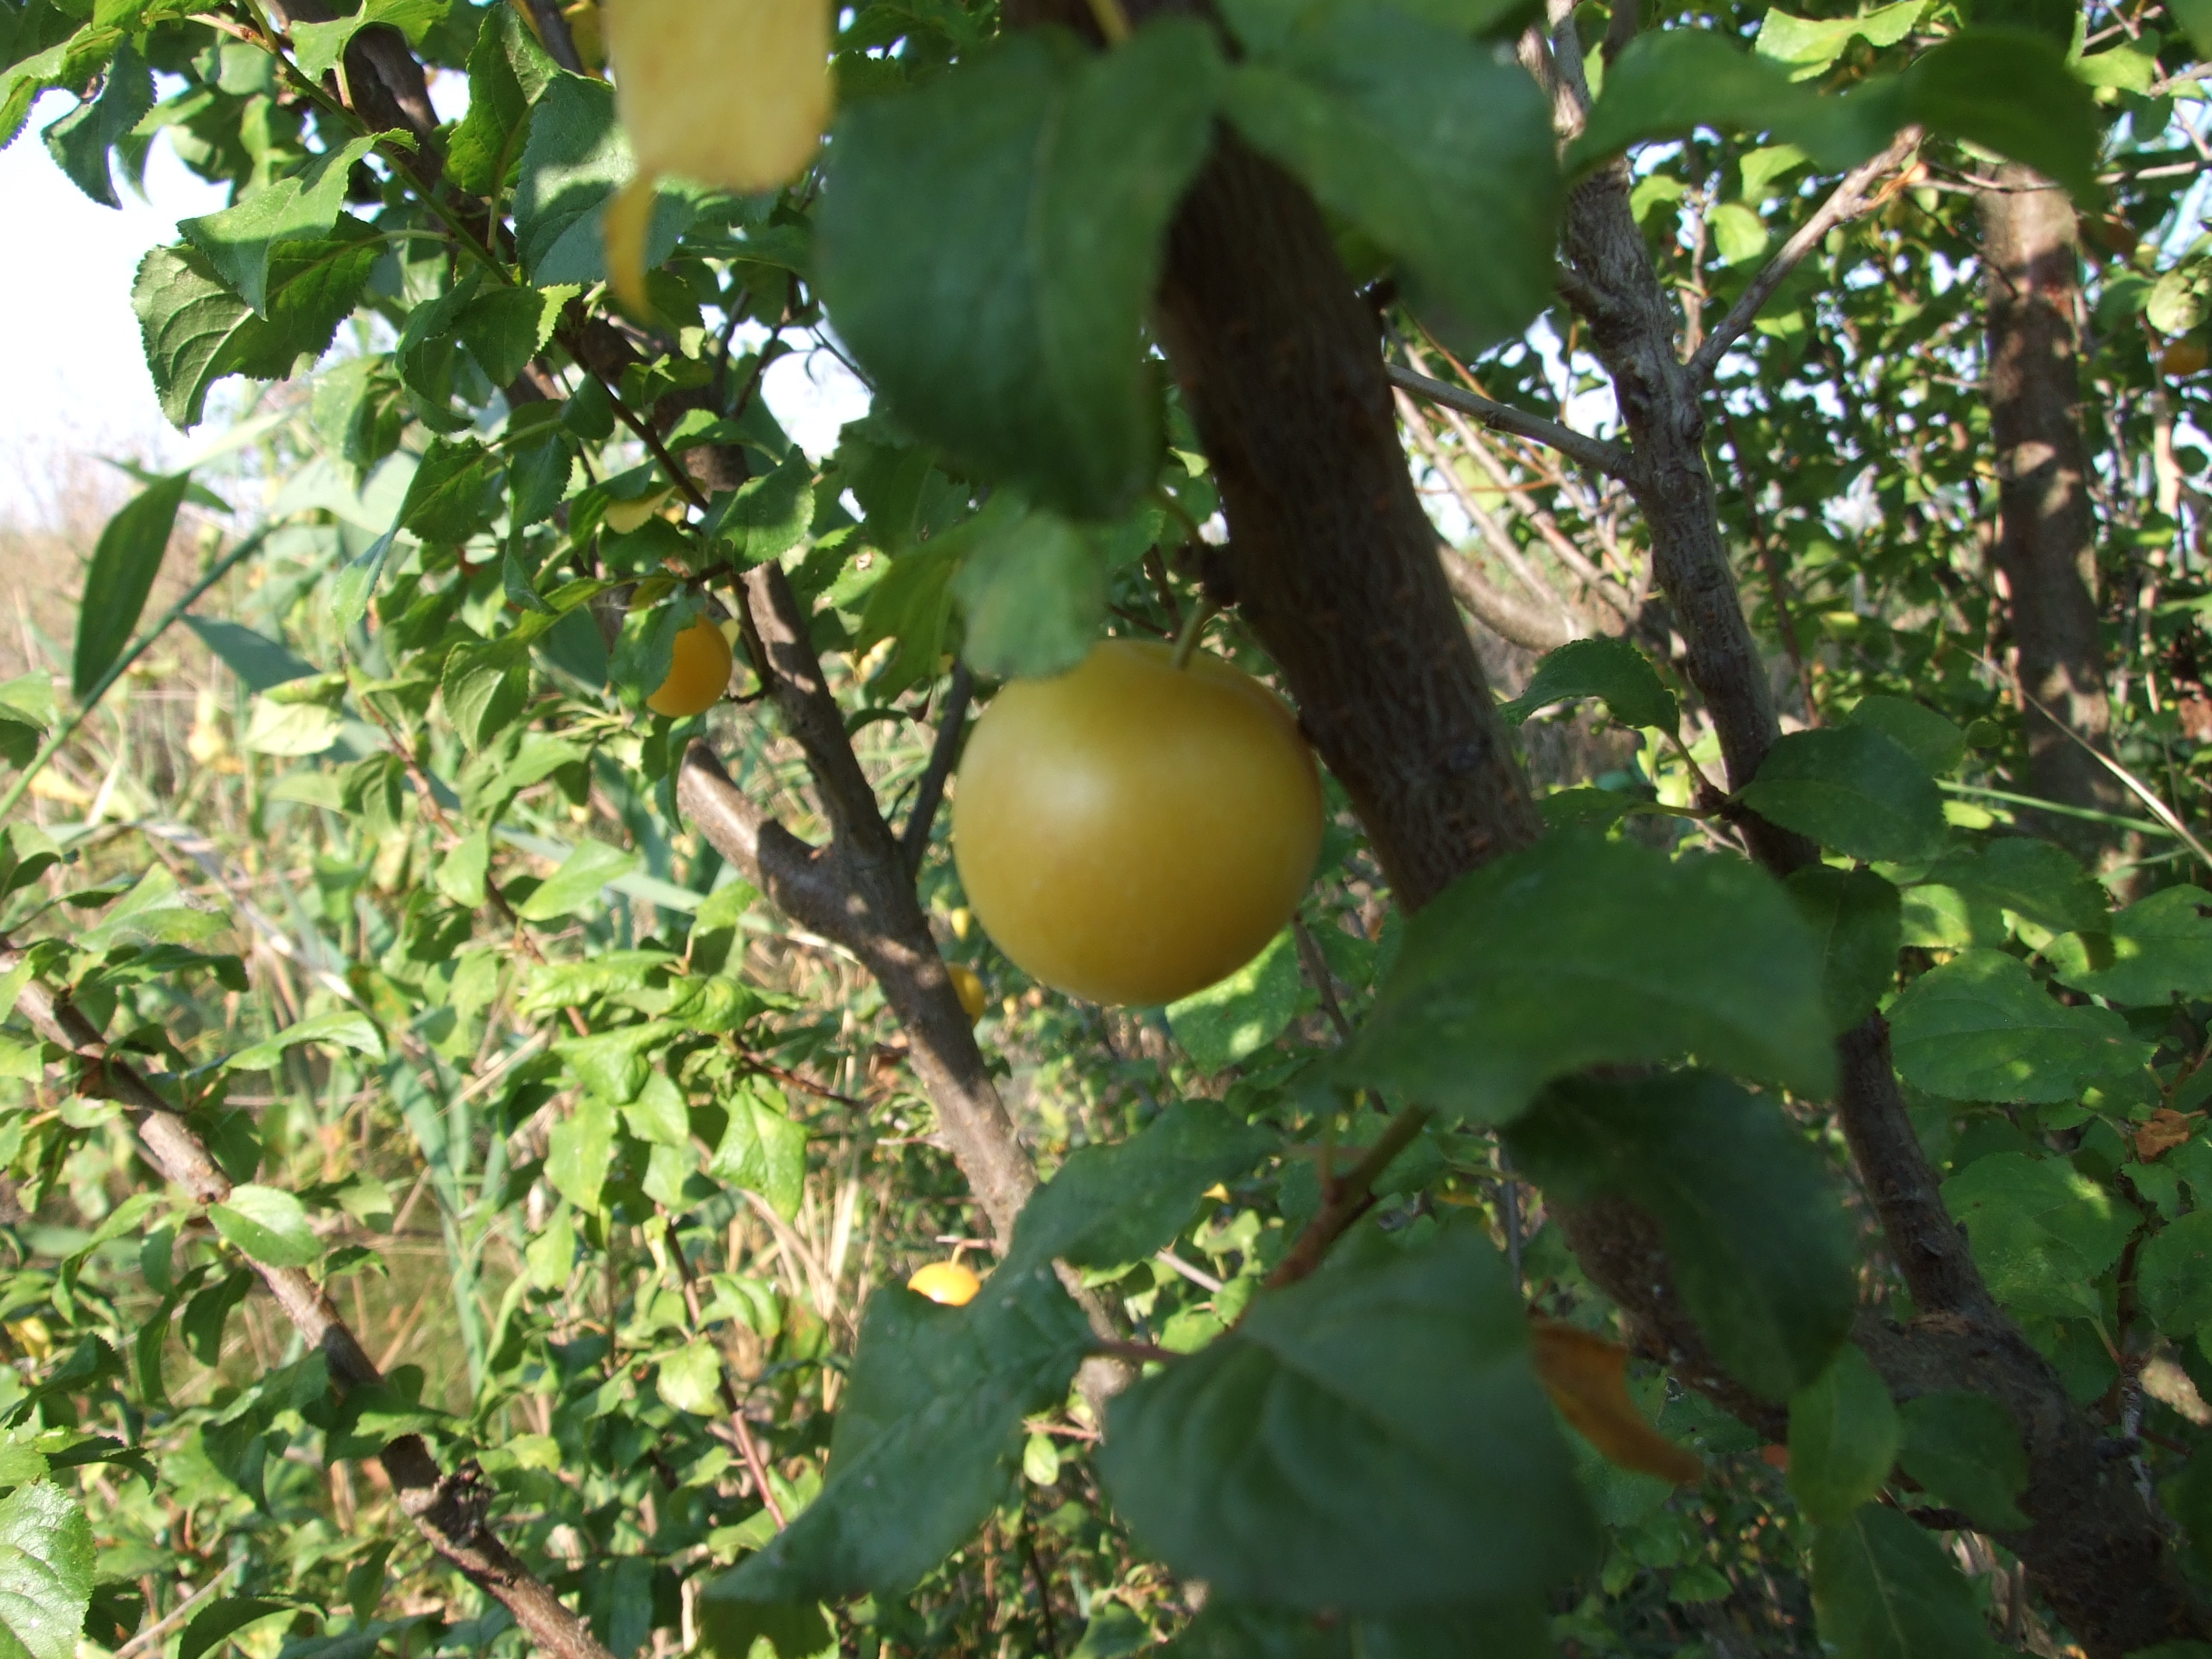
603,0,832,193
1529,1317,1702,1486
2136,1106,2204,1162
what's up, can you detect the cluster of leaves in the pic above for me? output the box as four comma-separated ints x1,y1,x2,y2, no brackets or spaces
6,0,2212,1657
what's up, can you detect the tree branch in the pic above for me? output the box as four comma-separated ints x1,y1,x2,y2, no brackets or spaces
1438,544,1580,651
1687,127,1923,384
4,962,616,1659
901,661,972,879
1384,362,1637,483
1262,1108,1433,1291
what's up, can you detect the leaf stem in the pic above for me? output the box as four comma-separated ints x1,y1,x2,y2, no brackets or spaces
1169,599,1219,670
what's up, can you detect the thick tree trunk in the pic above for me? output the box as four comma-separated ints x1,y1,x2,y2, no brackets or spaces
1981,163,2127,848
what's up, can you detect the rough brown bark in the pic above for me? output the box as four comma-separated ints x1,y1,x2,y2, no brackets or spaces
5,964,617,1659
1153,134,1544,909
1981,163,2127,849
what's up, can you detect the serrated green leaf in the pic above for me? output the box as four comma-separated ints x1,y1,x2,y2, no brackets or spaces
1166,928,1304,1074
72,471,190,699
1810,1504,1998,1659
178,135,380,314
1890,949,2151,1103
1222,2,1557,356
1009,1100,1275,1271
708,452,816,566
1337,830,1835,1122
1497,636,1678,730
1942,1151,2137,1320
224,1010,384,1073
209,1185,320,1268
708,1257,1091,1605
1897,1392,2029,1531
446,5,559,196
817,23,1222,519
400,437,506,546
0,1480,93,1659
553,1023,673,1104
1100,1224,1598,1612
1755,3,1926,78
1789,1347,1899,1523
2047,885,2212,1006
41,37,150,207
656,1341,726,1416
1507,1072,1855,1402
1844,695,1964,777
134,222,382,430
711,1087,807,1219
516,837,639,921
1740,725,1946,864
2137,1209,2212,1336
545,1095,617,1212
1787,865,1901,1033
440,638,532,753
1918,838,2106,936
288,0,446,80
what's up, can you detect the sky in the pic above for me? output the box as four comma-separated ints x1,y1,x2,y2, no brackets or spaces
0,88,871,533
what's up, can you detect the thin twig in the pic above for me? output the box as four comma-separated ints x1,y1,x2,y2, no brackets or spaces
1688,127,1923,384
1384,363,1636,482
900,663,972,880
1262,1107,1435,1291
1290,917,1354,1044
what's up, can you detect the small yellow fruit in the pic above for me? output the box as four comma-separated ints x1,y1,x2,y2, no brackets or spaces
949,906,973,941
907,1261,981,1306
2165,339,2210,378
647,616,735,718
952,640,1323,1007
948,963,987,1022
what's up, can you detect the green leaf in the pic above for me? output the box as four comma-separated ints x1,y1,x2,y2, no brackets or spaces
1008,1100,1276,1271
853,542,960,697
1568,29,1897,176
1166,928,1303,1074
446,4,559,197
1787,866,1901,1033
435,832,491,910
708,1257,1092,1604
516,837,639,921
1497,636,1678,731
696,1599,836,1659
1899,29,2099,203
242,694,342,758
457,283,568,388
42,37,150,207
512,72,695,286
710,1087,808,1220
656,1341,726,1415
209,1185,321,1268
1506,1073,1855,1402
288,0,446,80
0,1480,94,1659
440,638,532,753
330,529,398,635
1896,1392,2029,1531
1739,725,1946,864
1789,1346,1899,1524
1099,1223,1597,1612
182,617,317,694
1336,830,1835,1123
71,470,190,699
1889,949,2151,1103
1155,1600,1550,1659
223,1010,385,1073
1917,839,2107,937
1941,1151,2137,1320
817,23,1223,519
545,1095,617,1212
81,866,226,951
1221,2,1558,356
1810,1504,1998,1659
0,24,121,154
2046,886,2212,1007
179,1598,291,1659
554,1024,673,1104
178,135,380,314
1844,695,1964,778
952,503,1108,678
708,453,816,566
1755,3,1926,79
133,222,382,430
400,437,506,546
2137,1209,2212,1337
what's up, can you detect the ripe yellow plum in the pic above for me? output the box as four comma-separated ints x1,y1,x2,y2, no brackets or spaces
906,1261,981,1306
952,640,1323,1007
646,617,734,718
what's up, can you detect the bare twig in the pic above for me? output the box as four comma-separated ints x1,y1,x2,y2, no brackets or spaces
1262,1108,1434,1292
1385,363,1637,482
1688,127,1924,384
1289,917,1354,1045
900,662,972,879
